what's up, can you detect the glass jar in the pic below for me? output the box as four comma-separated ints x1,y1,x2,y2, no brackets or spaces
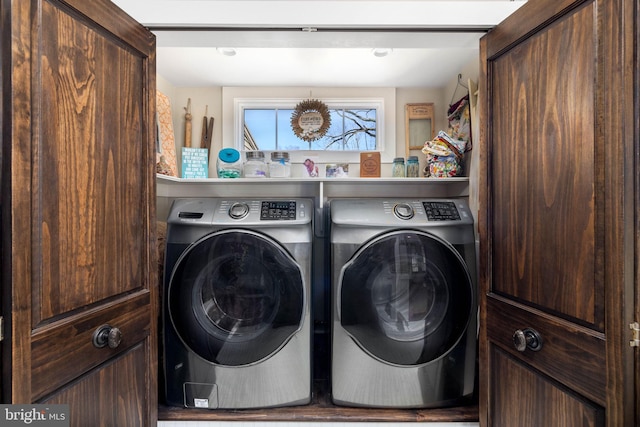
406,156,420,178
392,157,405,177
216,148,242,178
243,151,268,178
269,151,291,178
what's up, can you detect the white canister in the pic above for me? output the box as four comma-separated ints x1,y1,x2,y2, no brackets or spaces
244,151,268,178
269,151,291,178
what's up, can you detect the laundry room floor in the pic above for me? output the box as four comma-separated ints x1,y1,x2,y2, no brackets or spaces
158,380,479,425
158,422,479,427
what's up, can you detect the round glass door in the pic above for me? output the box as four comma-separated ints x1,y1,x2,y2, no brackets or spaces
168,229,305,366
339,230,473,366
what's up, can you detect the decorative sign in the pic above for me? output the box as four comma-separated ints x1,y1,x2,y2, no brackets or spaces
360,152,381,177
291,99,331,142
181,147,209,178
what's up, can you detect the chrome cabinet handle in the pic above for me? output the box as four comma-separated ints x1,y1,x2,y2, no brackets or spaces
513,328,543,352
93,324,123,349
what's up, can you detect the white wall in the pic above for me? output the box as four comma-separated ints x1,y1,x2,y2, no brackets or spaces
157,74,223,176
396,86,447,175
156,78,463,177
157,50,480,179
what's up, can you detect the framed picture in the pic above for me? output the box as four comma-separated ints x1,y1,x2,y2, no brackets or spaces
405,103,434,156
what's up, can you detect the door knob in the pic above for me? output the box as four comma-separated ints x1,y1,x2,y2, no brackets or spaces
93,324,122,349
513,328,543,352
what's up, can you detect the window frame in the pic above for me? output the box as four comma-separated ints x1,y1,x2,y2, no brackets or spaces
234,97,388,164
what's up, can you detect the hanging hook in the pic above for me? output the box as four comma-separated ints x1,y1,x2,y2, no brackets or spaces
457,73,468,90
450,74,469,105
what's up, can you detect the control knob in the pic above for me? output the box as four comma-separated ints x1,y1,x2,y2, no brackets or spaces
393,202,414,220
228,202,250,219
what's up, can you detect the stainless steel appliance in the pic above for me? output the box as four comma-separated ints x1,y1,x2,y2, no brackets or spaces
330,198,477,408
163,198,312,409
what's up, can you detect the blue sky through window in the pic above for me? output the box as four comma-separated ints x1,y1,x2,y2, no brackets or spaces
244,107,377,151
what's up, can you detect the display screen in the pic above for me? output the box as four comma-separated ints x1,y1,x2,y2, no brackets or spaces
261,201,297,220
422,201,461,221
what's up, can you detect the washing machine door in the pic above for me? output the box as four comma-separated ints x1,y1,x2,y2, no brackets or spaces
168,229,305,366
339,230,473,366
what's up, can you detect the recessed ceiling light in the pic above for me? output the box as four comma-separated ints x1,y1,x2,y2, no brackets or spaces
217,47,237,57
372,48,393,58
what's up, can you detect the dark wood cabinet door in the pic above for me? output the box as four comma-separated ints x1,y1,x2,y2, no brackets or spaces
2,0,157,425
479,0,636,426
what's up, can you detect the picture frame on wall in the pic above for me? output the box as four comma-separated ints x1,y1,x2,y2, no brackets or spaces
405,103,435,158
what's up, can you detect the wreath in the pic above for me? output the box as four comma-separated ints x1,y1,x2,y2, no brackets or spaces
291,99,331,142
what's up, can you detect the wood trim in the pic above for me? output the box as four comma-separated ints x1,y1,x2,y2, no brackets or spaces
477,33,490,427
7,0,35,403
482,0,592,58
635,1,640,423
144,31,159,426
602,0,636,425
61,0,155,54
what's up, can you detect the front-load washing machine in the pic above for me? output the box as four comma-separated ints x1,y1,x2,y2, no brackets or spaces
163,198,312,409
330,198,477,408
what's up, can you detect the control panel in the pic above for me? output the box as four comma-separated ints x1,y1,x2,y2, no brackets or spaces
422,201,461,221
260,201,297,220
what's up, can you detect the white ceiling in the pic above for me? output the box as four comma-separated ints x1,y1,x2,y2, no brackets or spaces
112,1,526,88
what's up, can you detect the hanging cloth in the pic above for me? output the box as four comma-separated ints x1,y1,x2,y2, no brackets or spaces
447,74,472,152
447,95,472,152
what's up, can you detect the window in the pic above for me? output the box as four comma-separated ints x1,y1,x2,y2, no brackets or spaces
224,88,396,166
242,103,379,152
236,98,384,154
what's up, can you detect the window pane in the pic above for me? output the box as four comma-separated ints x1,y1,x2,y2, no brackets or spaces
244,109,276,151
316,110,344,151
243,103,379,152
276,109,308,150
343,109,377,150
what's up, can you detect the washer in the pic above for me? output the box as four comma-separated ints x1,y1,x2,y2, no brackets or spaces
330,198,477,408
163,198,312,409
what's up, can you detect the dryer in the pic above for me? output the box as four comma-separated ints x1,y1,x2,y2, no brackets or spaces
163,198,312,409
330,198,477,408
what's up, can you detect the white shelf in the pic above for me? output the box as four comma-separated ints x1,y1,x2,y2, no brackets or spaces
156,174,470,200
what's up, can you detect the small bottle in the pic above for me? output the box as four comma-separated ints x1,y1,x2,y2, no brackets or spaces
217,148,242,178
269,151,291,178
406,156,420,178
392,157,405,177
243,151,268,178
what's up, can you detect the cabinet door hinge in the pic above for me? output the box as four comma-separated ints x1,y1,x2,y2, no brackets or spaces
629,322,640,347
